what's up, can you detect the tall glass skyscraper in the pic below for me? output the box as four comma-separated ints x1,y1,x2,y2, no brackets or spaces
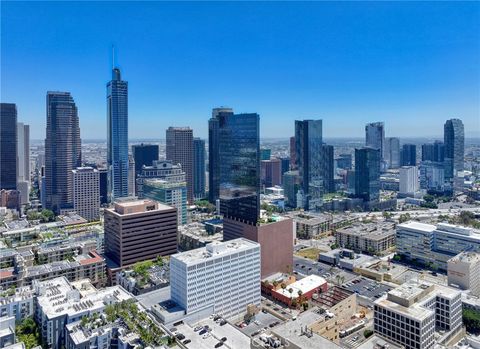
444,119,464,190
193,138,206,199
365,122,385,160
385,137,400,169
421,141,445,162
132,143,159,179
208,107,234,203
0,103,17,190
107,67,129,201
400,144,417,166
295,119,324,210
210,111,260,224
45,92,81,213
355,147,381,202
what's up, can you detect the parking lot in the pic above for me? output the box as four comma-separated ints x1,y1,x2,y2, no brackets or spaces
341,277,392,301
174,316,250,349
293,256,357,284
236,310,284,337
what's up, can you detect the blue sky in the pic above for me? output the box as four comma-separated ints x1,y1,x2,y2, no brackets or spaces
2,1,479,139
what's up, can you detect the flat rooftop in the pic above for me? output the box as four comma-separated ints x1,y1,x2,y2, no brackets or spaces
274,275,326,299
171,238,259,265
336,222,395,240
109,199,173,215
449,251,480,264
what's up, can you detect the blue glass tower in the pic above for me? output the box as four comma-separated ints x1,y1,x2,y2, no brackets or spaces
355,147,381,202
107,67,129,201
193,138,206,199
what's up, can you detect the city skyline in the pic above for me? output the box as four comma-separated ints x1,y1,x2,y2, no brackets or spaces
2,1,479,140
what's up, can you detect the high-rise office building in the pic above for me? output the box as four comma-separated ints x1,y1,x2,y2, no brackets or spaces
283,171,301,208
127,154,135,197
210,110,260,224
72,167,100,221
336,154,352,170
45,92,81,214
170,239,261,319
279,157,290,177
295,119,324,210
261,158,282,188
0,103,17,190
289,136,296,170
16,122,30,183
208,107,234,203
104,199,177,269
136,160,186,198
419,161,444,192
98,168,108,205
143,178,187,225
401,144,416,166
421,141,444,163
385,137,400,169
355,147,381,202
320,144,335,194
166,127,194,204
107,67,129,201
399,166,419,197
132,143,159,179
16,122,30,205
444,119,464,190
365,122,385,159
193,138,206,199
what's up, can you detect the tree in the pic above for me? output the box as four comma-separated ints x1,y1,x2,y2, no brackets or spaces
399,213,411,223
364,329,374,338
463,308,480,334
40,209,55,222
382,211,392,219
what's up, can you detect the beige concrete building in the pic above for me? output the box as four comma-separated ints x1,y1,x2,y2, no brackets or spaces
72,167,100,221
448,252,480,296
335,222,395,255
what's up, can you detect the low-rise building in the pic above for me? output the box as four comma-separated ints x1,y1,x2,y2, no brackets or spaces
448,252,480,296
374,281,462,349
0,286,35,321
177,221,223,251
264,274,328,306
335,222,396,255
34,276,133,349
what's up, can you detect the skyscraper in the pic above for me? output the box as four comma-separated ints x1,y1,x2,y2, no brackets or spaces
16,122,30,183
261,158,282,188
72,167,100,221
421,141,445,163
355,147,381,202
107,67,129,201
132,143,159,179
289,136,296,170
444,119,464,190
385,137,400,169
0,103,17,190
45,92,81,213
193,138,206,199
295,119,324,210
166,127,194,204
365,122,385,159
400,144,417,166
210,111,260,224
128,154,135,197
208,107,234,203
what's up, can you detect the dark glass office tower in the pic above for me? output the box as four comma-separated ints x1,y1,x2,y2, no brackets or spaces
365,122,385,159
98,168,108,205
320,144,335,193
132,143,159,179
0,103,17,190
193,138,206,199
400,144,416,166
166,127,194,204
355,147,381,202
295,119,323,210
107,67,129,201
422,141,444,162
214,112,260,224
385,137,400,169
336,154,352,170
208,107,234,203
444,119,464,189
45,92,81,213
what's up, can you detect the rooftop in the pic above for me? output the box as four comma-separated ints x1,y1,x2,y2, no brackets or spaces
273,275,327,299
171,238,259,265
336,222,396,240
110,199,173,215
449,251,480,264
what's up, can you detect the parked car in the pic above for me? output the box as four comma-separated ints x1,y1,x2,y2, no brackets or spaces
219,320,227,326
183,339,191,344
215,342,224,348
221,337,227,342
194,326,203,332
175,334,185,340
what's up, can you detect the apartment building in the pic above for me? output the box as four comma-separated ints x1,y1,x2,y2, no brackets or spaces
335,222,396,255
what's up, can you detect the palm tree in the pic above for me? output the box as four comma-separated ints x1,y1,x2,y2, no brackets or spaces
288,288,294,308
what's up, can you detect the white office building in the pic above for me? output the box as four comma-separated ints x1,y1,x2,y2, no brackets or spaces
72,167,100,221
399,166,419,197
170,238,261,319
448,252,480,297
396,221,480,270
374,281,462,349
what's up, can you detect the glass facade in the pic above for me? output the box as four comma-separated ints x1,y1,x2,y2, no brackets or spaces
0,103,17,190
143,178,187,225
193,138,206,199
401,144,417,166
45,92,81,213
444,119,464,190
295,119,324,210
355,147,381,202
365,122,385,159
107,68,129,201
132,143,159,179
422,141,444,163
216,113,260,224
385,137,400,169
